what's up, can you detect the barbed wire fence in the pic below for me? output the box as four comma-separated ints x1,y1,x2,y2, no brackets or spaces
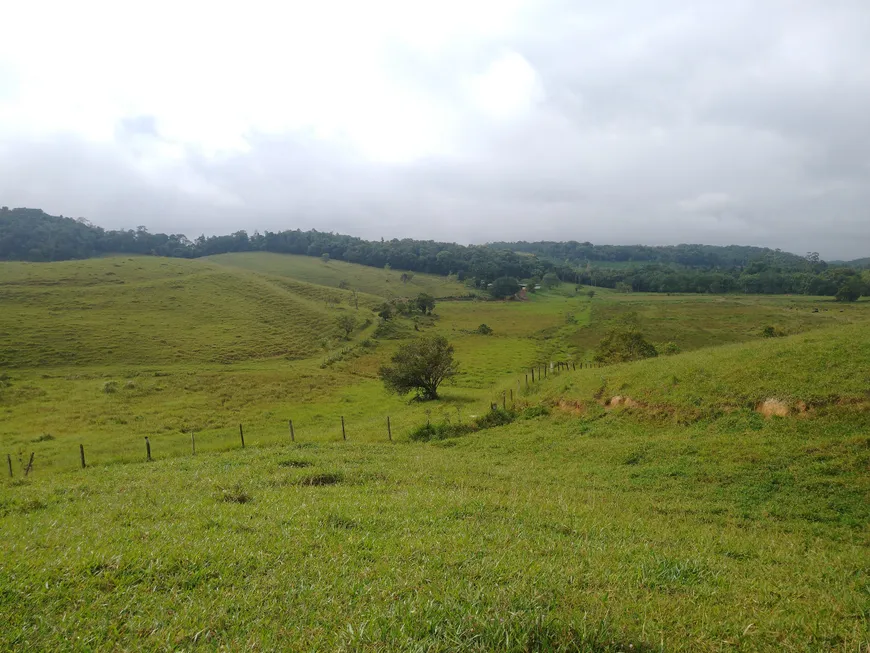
5,359,604,479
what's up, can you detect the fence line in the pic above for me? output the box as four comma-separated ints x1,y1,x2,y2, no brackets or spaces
5,358,604,478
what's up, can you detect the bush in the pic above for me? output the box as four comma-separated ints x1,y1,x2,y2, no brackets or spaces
102,381,119,394
761,325,786,338
408,422,473,442
474,408,517,429
476,323,494,335
521,405,550,419
662,342,681,355
594,325,658,363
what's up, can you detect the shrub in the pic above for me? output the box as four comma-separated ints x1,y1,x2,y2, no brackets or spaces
521,405,550,419
662,342,681,355
761,326,785,338
476,323,494,335
102,381,119,394
474,408,517,429
408,422,472,442
594,326,658,363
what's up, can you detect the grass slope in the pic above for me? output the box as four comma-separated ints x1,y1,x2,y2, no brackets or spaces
1,407,867,650
535,322,870,421
207,252,474,298
0,256,372,367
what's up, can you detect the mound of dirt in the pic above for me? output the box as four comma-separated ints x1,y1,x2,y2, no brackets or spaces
608,396,640,409
757,398,789,418
556,399,585,415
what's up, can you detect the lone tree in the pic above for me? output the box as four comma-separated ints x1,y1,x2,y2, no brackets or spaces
375,302,393,321
490,276,520,299
415,293,435,315
835,278,863,302
541,272,561,289
379,334,458,400
336,314,357,340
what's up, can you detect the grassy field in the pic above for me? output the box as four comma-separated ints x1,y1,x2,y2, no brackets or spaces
207,252,474,298
1,254,868,651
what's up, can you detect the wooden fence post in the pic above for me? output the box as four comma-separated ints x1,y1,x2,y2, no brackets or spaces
145,437,152,462
387,416,392,442
239,424,245,449
7,453,12,477
24,453,34,477
80,444,86,469
525,374,529,388
510,388,513,403
341,416,346,441
531,368,535,382
502,392,506,410
289,419,295,442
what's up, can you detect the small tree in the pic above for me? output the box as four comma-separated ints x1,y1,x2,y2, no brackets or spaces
835,278,863,302
375,303,393,321
379,335,459,400
400,272,414,284
415,293,435,315
321,253,330,264
336,314,357,340
541,272,561,289
490,277,520,299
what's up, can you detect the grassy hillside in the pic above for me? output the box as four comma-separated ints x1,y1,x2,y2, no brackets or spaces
0,256,374,367
207,252,473,298
2,392,867,650
534,321,870,421
2,259,869,650
568,290,868,359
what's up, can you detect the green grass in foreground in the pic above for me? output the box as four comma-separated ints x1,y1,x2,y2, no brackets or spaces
1,410,867,651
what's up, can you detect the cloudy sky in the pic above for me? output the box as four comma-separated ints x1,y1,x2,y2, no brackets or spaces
1,0,868,258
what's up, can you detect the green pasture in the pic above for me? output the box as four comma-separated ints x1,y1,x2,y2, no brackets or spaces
1,253,868,651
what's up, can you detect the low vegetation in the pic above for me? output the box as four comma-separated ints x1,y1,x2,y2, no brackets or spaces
1,251,869,650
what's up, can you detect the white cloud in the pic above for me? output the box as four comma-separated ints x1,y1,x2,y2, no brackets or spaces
1,1,869,258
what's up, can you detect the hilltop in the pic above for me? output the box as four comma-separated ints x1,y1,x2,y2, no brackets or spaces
3,206,868,298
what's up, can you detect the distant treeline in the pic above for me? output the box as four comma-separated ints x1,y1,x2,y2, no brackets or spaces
1,207,868,298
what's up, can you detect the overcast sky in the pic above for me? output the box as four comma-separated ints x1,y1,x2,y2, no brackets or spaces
1,1,868,258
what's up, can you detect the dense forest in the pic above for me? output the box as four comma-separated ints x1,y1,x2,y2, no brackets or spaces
1,207,868,299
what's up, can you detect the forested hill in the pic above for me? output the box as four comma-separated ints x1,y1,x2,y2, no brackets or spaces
487,240,808,268
1,207,868,299
0,207,550,281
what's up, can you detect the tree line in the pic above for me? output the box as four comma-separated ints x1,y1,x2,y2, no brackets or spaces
1,207,867,299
